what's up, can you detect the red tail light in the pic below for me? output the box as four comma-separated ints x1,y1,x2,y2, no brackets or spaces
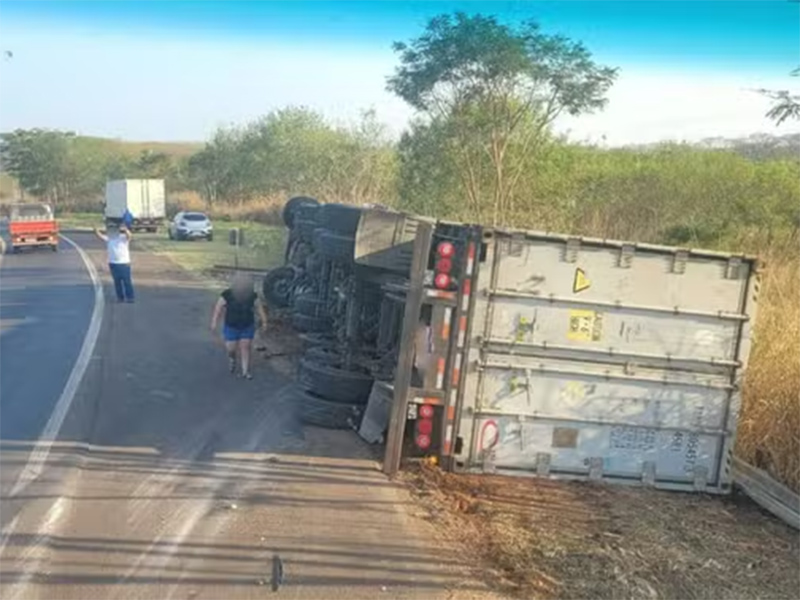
415,403,435,451
437,241,455,258
434,273,451,289
435,257,452,273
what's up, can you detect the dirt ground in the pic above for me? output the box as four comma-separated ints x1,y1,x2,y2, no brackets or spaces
401,463,800,600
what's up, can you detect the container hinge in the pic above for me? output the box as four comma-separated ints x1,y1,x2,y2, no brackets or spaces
536,452,551,476
726,256,742,280
672,249,689,274
623,362,638,376
693,465,709,491
619,244,635,269
642,461,656,487
508,233,525,257
588,457,604,480
564,237,581,263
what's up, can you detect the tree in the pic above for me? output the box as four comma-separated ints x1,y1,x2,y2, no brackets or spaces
760,68,800,126
388,12,617,225
0,129,74,202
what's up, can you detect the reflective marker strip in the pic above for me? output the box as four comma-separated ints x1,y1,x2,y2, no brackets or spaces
443,424,454,454
457,316,468,348
442,307,452,340
451,359,461,386
466,243,475,276
435,358,446,389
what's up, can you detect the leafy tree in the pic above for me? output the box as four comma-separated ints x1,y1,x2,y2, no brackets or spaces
0,129,75,202
388,12,617,224
759,67,800,126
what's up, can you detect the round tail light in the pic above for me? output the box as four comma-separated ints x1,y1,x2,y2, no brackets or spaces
437,241,455,258
417,419,433,435
434,273,451,289
435,257,453,273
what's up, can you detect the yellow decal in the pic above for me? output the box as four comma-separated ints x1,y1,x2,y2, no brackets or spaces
573,268,591,293
568,309,603,342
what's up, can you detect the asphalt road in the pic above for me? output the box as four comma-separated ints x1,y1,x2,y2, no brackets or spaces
0,236,94,446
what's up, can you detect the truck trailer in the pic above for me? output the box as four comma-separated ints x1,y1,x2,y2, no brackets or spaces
104,179,166,233
265,199,759,496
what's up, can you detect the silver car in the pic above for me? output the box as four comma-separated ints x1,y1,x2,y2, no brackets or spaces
168,211,213,241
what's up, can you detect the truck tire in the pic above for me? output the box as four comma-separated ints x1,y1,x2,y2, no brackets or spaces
318,203,362,236
312,229,355,264
262,266,295,309
296,388,362,430
293,218,318,241
298,332,338,350
292,313,331,333
304,346,342,364
283,196,319,228
298,358,374,405
294,293,326,318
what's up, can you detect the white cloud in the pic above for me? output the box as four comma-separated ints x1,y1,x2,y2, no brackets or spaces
556,70,800,146
0,24,796,145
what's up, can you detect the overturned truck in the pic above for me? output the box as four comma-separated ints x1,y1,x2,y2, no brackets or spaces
264,197,759,494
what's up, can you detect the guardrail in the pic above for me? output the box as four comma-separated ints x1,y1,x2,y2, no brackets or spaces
732,457,800,530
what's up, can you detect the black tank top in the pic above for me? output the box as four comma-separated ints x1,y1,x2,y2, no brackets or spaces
222,289,257,329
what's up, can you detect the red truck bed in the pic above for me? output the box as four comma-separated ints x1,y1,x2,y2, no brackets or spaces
9,218,59,251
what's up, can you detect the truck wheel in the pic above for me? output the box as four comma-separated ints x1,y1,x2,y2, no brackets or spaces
312,228,355,264
294,293,326,318
298,332,338,350
262,266,295,309
318,203,362,236
283,196,319,228
295,388,362,430
51,244,58,252
291,313,331,333
168,229,174,240
304,346,343,365
293,218,318,241
298,358,374,405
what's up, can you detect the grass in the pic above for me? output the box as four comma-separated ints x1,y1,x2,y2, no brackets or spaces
57,211,287,275
137,222,286,274
736,250,800,493
404,463,799,599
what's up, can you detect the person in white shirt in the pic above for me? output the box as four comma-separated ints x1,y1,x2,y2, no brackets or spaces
94,224,135,303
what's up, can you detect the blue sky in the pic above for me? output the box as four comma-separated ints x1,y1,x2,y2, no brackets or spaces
0,1,798,144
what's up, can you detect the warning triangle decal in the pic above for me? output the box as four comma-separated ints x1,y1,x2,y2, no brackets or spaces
573,268,591,293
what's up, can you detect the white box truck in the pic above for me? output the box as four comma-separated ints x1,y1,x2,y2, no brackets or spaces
104,179,166,233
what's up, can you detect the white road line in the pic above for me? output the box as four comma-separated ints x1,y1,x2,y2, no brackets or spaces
8,234,104,497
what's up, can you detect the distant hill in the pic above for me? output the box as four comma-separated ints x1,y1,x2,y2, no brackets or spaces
77,137,204,158
696,133,800,161
623,133,800,161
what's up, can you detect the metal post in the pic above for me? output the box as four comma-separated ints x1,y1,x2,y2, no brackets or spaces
383,222,433,477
